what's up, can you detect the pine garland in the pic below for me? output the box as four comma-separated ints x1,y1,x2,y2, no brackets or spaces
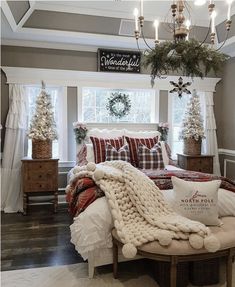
28,89,58,141
143,39,229,81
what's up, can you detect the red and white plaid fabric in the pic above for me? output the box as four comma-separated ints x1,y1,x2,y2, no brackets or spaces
105,143,130,162
125,136,159,167
138,143,164,170
76,144,88,166
90,136,124,163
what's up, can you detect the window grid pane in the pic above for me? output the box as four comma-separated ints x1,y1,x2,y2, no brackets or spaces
82,88,155,123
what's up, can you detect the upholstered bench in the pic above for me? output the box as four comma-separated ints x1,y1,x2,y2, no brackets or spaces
112,216,235,287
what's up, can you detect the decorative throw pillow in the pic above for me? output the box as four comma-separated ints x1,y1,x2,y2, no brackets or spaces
76,144,88,166
105,143,130,162
125,136,159,167
171,176,221,226
90,136,124,163
138,143,164,170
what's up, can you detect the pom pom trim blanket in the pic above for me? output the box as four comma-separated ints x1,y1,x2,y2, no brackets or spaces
67,161,220,258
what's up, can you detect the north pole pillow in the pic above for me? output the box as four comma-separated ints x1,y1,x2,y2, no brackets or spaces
105,143,130,162
90,136,124,163
138,143,164,170
125,136,159,167
171,176,221,226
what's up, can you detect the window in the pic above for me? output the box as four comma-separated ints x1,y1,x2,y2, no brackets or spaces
169,92,205,159
82,87,156,123
26,86,67,161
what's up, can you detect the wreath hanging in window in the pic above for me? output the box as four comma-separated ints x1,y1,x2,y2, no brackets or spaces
106,92,131,119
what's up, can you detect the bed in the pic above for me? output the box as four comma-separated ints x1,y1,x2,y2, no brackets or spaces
66,127,235,278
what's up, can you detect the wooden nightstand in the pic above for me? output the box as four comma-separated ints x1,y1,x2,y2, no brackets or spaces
21,158,59,215
177,154,214,174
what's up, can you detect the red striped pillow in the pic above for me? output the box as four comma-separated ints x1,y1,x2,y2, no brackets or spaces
125,136,159,167
90,136,124,163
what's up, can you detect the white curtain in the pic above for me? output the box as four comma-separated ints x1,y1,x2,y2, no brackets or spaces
203,92,221,175
1,84,28,213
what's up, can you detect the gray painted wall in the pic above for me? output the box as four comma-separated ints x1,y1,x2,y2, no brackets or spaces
7,1,30,24
214,57,235,180
159,90,168,122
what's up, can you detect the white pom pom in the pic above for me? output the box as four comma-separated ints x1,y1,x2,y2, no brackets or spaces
94,169,104,181
204,235,220,252
87,162,96,172
73,166,81,174
122,243,137,258
189,234,204,249
158,230,172,246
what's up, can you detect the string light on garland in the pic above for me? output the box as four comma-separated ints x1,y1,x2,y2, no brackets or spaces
169,77,191,98
106,92,131,119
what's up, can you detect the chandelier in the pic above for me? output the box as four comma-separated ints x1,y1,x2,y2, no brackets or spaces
133,0,233,82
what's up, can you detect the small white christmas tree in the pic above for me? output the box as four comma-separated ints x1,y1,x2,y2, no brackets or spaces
180,89,205,141
28,82,58,141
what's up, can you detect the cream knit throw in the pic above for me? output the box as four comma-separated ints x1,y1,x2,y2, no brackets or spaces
69,161,220,258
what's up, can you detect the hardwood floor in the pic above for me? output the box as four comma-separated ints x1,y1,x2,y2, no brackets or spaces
1,204,85,271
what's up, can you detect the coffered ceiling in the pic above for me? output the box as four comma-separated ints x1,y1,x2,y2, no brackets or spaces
1,0,235,55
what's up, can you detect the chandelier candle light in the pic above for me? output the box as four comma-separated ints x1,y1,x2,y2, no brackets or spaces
134,0,233,82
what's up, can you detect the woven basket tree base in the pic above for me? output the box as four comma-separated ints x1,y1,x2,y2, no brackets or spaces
183,138,201,155
32,139,52,159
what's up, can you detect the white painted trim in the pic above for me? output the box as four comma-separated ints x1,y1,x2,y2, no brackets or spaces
218,149,235,156
224,159,235,179
1,39,99,53
59,161,76,168
154,89,160,124
2,67,221,92
1,0,17,32
77,85,83,122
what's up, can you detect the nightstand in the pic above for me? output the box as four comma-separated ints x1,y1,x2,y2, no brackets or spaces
177,154,214,174
21,158,59,215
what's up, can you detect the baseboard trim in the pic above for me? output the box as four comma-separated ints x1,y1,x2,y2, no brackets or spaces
218,149,235,156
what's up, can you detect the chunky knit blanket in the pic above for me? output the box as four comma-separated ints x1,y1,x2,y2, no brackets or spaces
68,161,220,258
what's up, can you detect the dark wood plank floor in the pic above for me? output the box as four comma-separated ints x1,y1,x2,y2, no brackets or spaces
1,204,85,271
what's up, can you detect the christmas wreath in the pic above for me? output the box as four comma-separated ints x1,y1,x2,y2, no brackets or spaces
106,92,131,119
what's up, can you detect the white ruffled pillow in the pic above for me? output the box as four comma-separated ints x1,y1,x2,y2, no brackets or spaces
124,129,161,139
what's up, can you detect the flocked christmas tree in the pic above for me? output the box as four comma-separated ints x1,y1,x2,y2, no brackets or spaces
28,82,58,142
180,89,205,141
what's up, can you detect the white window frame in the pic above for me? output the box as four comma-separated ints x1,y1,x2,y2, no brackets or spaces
77,83,159,124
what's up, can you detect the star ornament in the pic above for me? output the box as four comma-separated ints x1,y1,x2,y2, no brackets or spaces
169,77,191,98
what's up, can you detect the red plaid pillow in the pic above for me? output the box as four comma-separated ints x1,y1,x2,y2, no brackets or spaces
138,143,164,170
76,144,88,166
125,136,159,167
90,136,124,163
105,143,130,162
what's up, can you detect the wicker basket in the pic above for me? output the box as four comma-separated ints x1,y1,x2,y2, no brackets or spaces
183,138,201,155
32,139,52,159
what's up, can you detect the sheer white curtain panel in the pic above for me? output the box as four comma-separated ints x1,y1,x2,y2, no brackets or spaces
1,84,29,213
204,92,221,175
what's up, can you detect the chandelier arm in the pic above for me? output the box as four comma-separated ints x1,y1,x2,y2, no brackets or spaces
136,38,141,52
141,29,155,51
215,30,229,52
197,19,212,48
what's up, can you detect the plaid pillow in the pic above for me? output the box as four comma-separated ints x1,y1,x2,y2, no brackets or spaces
105,143,130,162
138,143,164,170
76,144,88,166
125,136,159,167
90,136,124,163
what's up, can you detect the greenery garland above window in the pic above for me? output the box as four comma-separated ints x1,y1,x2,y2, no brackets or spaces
106,92,131,119
142,39,229,85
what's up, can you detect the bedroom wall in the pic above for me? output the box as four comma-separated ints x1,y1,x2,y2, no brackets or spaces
214,57,235,180
1,45,167,154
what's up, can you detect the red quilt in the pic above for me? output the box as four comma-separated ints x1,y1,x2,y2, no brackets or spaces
66,169,235,216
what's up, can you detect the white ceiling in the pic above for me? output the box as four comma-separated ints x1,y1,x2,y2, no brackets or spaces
1,0,235,55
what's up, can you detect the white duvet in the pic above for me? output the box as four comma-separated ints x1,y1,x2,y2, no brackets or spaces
70,187,235,260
